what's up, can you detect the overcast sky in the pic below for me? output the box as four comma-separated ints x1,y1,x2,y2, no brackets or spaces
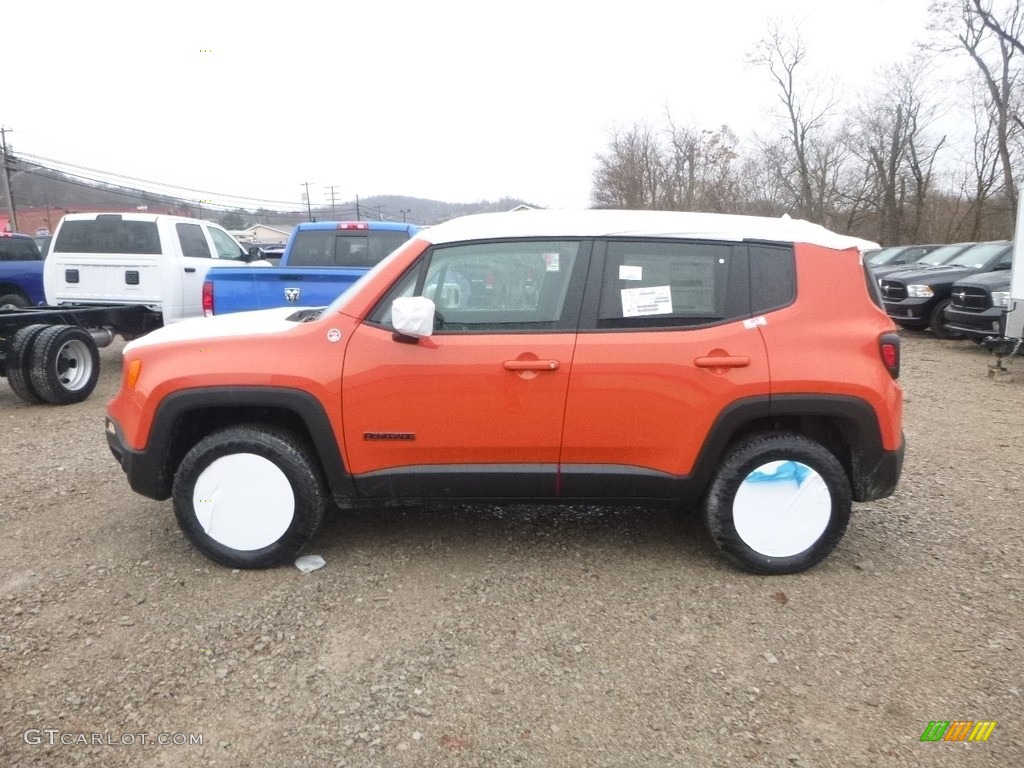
6,0,939,217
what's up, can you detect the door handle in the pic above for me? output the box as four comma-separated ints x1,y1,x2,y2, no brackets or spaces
694,356,750,368
184,267,196,273
503,360,559,372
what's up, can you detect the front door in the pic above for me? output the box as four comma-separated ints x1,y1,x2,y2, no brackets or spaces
341,239,588,499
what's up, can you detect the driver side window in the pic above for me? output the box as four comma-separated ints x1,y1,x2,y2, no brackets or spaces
369,240,582,333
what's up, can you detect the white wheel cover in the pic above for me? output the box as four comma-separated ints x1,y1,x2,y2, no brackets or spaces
733,460,831,557
192,453,295,551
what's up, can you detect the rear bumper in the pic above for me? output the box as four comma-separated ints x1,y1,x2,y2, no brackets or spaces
854,434,904,502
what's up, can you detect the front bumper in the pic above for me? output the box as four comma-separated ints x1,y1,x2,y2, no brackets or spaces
105,417,172,501
883,298,932,323
943,306,1004,340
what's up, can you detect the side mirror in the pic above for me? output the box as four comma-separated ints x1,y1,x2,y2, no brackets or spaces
991,262,1011,271
247,246,263,261
391,296,435,340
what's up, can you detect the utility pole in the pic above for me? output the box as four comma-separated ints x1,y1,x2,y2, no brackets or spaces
0,127,19,233
324,185,339,218
302,181,314,222
400,208,411,223
371,205,384,221
355,194,361,222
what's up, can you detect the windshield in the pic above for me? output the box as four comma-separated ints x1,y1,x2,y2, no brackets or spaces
945,242,1009,268
915,243,973,266
867,247,905,265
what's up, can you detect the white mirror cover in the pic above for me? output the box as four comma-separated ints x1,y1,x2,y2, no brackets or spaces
392,296,435,338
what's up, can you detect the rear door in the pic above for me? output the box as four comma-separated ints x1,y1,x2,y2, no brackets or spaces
341,238,588,499
559,239,770,498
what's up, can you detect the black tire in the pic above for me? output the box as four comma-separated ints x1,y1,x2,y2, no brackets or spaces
172,426,327,569
0,293,29,311
703,433,852,575
896,320,927,331
5,324,49,403
28,325,101,405
929,298,963,340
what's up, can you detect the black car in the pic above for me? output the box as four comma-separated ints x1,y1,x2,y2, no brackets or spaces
879,241,1012,337
870,242,976,281
943,270,1012,341
867,243,941,271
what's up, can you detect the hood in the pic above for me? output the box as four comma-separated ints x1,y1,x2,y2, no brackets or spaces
881,264,987,286
125,307,306,352
949,270,1012,291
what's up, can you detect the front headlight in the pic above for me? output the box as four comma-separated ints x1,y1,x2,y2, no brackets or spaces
991,291,1010,308
907,284,934,298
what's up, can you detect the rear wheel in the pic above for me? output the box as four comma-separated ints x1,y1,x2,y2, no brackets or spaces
703,433,852,575
5,324,49,403
29,325,101,405
172,426,327,569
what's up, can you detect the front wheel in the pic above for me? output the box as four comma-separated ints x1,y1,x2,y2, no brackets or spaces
172,426,327,569
0,293,29,311
930,298,963,340
703,433,852,575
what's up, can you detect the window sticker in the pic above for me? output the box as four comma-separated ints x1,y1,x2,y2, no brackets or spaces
743,316,768,329
542,252,560,272
619,265,643,281
621,285,672,317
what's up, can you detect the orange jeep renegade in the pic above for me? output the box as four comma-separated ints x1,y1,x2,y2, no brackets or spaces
106,210,904,575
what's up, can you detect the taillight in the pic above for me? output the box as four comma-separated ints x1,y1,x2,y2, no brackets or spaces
337,222,369,230
202,281,214,317
880,332,900,379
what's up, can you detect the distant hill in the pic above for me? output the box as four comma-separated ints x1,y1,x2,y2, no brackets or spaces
2,160,540,233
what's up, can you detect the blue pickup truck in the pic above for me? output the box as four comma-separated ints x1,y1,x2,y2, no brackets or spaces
0,232,45,310
203,221,420,315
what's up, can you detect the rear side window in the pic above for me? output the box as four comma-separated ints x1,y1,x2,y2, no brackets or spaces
176,223,211,258
287,230,410,268
597,240,742,328
54,219,161,255
748,244,796,313
0,237,41,261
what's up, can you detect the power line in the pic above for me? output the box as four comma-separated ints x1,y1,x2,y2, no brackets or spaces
11,149,312,209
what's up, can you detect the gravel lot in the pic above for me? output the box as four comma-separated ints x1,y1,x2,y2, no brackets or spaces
1,331,1022,767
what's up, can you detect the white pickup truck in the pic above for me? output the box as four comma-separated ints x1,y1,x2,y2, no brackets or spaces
2,212,260,405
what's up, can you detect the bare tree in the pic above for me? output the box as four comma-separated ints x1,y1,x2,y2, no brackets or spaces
930,0,1023,216
663,118,741,213
850,61,947,242
591,123,666,209
748,20,840,221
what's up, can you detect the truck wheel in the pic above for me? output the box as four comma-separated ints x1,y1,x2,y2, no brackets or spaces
703,433,851,575
172,426,327,569
28,325,101,405
929,299,963,340
5,324,50,403
0,293,29,311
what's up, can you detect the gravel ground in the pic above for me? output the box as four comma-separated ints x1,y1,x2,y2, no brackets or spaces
1,331,1022,767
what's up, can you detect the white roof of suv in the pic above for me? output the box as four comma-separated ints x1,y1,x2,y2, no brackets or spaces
421,209,878,252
